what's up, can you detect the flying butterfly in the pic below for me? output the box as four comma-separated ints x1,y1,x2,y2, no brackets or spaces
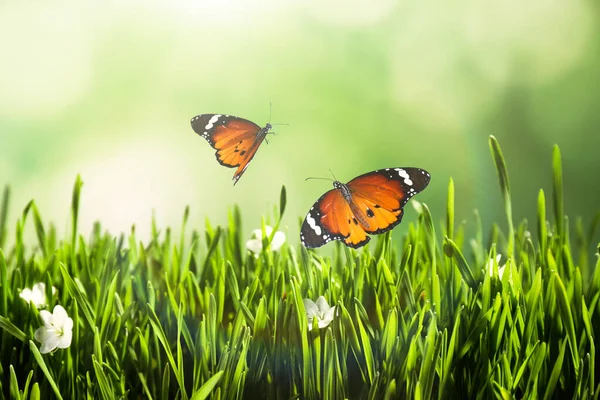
190,113,275,185
300,167,431,248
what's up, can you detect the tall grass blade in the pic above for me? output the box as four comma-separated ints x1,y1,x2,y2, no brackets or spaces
489,135,514,257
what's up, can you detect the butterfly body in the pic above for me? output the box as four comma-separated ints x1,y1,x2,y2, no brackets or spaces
301,168,431,248
191,113,272,185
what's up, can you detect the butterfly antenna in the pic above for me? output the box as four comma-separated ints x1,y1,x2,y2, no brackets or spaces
305,176,335,182
328,169,339,181
269,102,272,124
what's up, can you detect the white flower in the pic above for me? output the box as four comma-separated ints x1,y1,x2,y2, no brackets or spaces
19,282,57,308
34,305,73,354
246,225,286,254
304,296,336,330
487,254,506,279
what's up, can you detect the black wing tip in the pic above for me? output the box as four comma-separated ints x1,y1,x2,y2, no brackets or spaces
190,114,206,130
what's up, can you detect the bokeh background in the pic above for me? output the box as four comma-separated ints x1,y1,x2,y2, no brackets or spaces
1,0,599,248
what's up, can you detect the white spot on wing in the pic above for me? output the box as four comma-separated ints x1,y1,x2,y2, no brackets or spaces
306,213,322,236
395,168,413,186
205,114,221,130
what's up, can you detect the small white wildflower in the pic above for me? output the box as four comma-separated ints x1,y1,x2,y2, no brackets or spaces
487,254,506,279
34,305,73,354
19,282,57,308
303,296,336,330
246,225,286,254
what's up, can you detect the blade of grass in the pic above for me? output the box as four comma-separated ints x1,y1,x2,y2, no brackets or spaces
444,237,476,288
446,177,454,240
553,272,579,375
191,371,224,400
0,250,7,317
489,135,514,257
543,339,568,400
0,316,27,342
70,175,83,250
29,341,64,400
0,186,9,249
552,145,564,241
146,304,188,400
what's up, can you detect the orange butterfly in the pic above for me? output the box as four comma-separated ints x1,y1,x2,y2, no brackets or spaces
191,114,273,185
301,168,431,248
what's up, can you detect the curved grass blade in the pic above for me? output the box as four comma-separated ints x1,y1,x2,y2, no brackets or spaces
29,340,63,400
489,135,514,257
553,272,579,375
537,189,547,263
191,371,224,400
146,304,188,400
444,237,476,288
0,186,9,248
543,339,567,400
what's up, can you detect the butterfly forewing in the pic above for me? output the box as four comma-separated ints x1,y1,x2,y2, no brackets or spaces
190,114,267,184
347,167,430,234
301,167,430,248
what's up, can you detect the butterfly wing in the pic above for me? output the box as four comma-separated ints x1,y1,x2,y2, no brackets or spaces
191,114,266,184
301,167,431,249
300,189,371,249
347,167,431,235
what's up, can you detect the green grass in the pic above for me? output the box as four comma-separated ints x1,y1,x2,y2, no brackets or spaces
1,135,600,399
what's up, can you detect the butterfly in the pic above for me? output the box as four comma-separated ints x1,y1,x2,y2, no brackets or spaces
300,167,431,248
190,114,273,185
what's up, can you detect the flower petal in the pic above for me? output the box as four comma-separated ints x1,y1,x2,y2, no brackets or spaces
263,226,274,237
19,288,33,302
303,298,319,319
39,338,60,354
63,316,74,331
323,305,336,322
39,310,53,327
252,226,274,239
246,238,263,254
52,305,69,324
36,328,61,354
315,296,330,313
57,328,73,349
34,327,52,342
318,306,336,328
32,282,46,294
251,229,263,239
271,231,286,251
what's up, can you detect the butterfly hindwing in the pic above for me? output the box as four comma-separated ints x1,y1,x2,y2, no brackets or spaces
300,189,370,249
190,114,267,184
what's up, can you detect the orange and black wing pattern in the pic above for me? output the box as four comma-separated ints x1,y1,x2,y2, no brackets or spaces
346,167,430,235
191,114,269,185
301,168,430,248
300,189,371,249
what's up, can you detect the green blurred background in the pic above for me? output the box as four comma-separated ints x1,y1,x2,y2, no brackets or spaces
1,1,599,247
